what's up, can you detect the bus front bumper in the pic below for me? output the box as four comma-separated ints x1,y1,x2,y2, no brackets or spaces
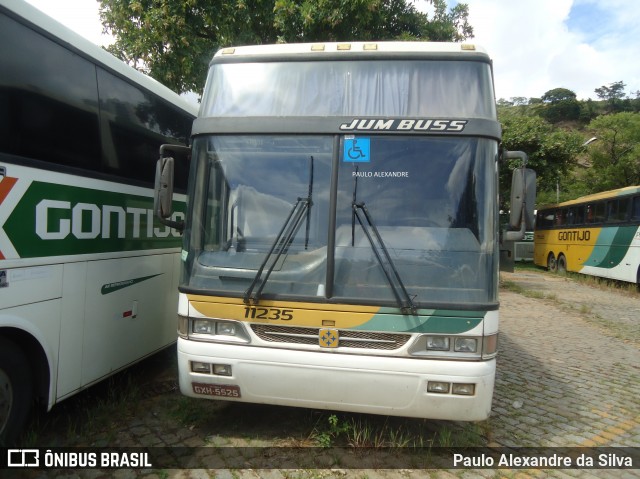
177,338,495,421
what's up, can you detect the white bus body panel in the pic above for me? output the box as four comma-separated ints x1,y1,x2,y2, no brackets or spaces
178,338,495,421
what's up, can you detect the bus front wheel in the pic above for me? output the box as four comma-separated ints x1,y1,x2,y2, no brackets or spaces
547,253,557,272
0,338,33,446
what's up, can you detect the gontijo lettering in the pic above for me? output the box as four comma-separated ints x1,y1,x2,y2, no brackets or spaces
557,230,591,241
35,199,182,240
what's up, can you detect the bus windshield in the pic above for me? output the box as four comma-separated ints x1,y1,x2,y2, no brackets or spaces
200,60,496,119
183,134,498,307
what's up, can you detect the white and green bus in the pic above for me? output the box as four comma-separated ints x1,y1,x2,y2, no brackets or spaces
0,0,197,444
156,42,534,421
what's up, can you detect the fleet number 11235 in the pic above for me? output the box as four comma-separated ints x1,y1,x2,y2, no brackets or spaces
244,306,294,321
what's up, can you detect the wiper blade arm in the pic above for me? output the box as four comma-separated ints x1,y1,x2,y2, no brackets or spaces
352,201,417,315
244,196,311,305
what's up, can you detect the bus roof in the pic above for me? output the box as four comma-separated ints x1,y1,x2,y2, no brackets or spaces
545,185,640,209
214,41,489,58
0,0,198,117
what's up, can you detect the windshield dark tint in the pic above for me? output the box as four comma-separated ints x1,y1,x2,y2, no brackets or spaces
183,135,498,307
201,60,496,119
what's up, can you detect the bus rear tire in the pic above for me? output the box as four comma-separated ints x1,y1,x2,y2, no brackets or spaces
547,253,557,273
0,338,33,446
557,254,567,274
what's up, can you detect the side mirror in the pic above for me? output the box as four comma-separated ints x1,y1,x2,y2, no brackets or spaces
509,167,536,230
154,144,191,231
154,156,175,219
504,151,536,240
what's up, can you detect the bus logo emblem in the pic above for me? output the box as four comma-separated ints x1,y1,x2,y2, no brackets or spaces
319,329,339,348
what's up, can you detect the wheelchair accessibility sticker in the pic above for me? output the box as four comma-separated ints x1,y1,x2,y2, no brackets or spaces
343,137,370,162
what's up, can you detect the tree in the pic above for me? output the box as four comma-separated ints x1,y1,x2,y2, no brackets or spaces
582,112,640,191
99,0,473,94
539,87,580,123
499,113,584,203
594,81,627,113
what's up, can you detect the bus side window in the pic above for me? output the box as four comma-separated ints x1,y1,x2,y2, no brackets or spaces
0,14,101,170
605,199,629,223
594,202,606,223
574,206,585,225
617,198,630,222
631,197,640,222
606,201,617,223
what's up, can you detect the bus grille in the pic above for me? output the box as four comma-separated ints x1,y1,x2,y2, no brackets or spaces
250,325,411,350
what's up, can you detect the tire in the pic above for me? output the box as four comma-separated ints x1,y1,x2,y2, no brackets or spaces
0,338,33,446
547,253,557,273
557,254,567,274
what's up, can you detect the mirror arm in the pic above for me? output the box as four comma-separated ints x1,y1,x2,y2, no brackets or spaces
503,150,528,166
160,144,191,160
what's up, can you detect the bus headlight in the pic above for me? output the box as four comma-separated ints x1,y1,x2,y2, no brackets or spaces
216,321,237,336
189,319,250,343
426,336,450,351
454,337,477,353
410,334,495,359
193,319,216,334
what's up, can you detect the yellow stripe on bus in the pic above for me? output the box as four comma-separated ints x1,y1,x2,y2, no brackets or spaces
187,294,381,328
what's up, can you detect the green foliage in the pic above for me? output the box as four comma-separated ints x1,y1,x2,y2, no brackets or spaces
499,112,584,197
311,413,352,447
539,88,581,123
499,80,640,207
595,81,627,113
583,112,640,191
99,0,473,93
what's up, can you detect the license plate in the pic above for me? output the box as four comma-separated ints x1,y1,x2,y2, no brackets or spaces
192,382,241,398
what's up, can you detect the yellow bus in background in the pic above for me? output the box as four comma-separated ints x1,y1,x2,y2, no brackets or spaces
534,186,640,284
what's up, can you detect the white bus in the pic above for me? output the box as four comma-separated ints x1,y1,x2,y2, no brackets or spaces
0,0,197,444
156,42,534,421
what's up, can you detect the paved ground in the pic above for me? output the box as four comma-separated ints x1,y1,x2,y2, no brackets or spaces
8,269,640,479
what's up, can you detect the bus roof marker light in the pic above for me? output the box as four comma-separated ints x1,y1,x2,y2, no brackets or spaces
337,44,351,51
221,48,236,55
311,44,325,52
461,44,476,51
363,43,378,51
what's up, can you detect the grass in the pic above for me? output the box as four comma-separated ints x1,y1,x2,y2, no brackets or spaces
512,262,640,296
21,347,176,447
309,412,486,449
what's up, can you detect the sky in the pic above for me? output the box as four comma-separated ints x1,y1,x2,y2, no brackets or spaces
23,0,640,101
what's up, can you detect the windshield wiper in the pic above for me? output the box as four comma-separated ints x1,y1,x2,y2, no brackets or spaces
244,157,314,305
351,169,416,315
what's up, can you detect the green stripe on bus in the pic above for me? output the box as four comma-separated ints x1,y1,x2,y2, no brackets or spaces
4,181,184,258
354,309,484,333
587,226,637,269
